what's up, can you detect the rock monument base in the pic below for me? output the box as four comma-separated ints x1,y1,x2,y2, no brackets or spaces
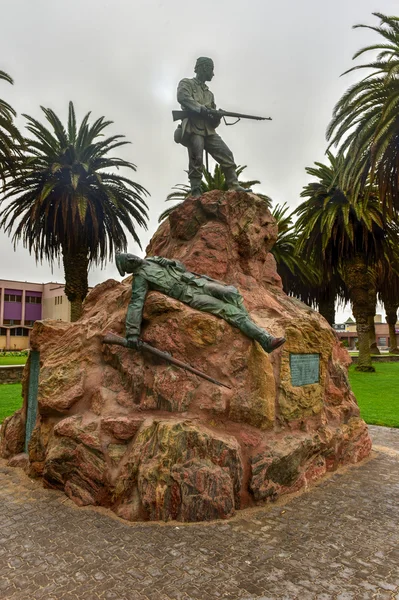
0,191,371,521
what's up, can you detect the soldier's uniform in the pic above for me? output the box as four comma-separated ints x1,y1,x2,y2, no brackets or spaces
117,254,275,353
176,76,239,194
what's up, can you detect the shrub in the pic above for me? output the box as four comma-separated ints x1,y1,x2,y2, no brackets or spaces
0,350,29,357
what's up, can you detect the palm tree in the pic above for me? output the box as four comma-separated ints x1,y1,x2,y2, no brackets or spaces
377,260,399,353
385,302,399,353
0,70,23,182
296,152,394,371
158,165,271,221
0,102,149,321
327,13,399,213
270,202,321,300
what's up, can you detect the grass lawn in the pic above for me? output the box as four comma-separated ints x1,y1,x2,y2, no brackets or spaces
0,364,398,428
0,383,23,423
348,363,399,428
0,356,27,365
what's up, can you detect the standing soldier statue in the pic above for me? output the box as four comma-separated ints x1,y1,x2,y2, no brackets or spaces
173,57,271,198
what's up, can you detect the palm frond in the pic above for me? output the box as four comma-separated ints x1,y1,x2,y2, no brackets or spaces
327,12,399,212
159,165,270,221
0,69,23,181
0,102,149,265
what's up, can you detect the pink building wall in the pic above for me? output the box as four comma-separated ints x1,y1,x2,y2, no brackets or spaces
0,279,69,349
3,288,23,320
25,290,43,321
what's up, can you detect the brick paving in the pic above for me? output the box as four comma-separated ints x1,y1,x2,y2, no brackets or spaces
0,424,398,599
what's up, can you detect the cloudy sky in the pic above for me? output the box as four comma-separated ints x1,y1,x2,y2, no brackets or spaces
1,0,398,321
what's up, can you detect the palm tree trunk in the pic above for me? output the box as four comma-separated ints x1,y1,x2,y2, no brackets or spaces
388,322,399,353
356,319,375,370
62,246,89,322
385,304,399,353
367,286,379,354
368,314,380,355
318,296,335,326
342,256,375,372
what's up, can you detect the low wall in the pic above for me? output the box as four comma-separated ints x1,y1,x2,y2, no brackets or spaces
0,366,24,384
351,355,399,363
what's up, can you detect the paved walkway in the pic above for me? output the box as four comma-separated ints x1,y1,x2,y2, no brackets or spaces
1,425,399,600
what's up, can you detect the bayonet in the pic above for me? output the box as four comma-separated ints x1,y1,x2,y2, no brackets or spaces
103,332,231,389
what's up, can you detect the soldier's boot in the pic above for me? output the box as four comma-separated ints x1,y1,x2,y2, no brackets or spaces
190,179,202,198
239,318,285,353
223,167,252,193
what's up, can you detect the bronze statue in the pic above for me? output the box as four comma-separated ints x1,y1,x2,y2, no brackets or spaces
116,253,286,353
174,57,266,198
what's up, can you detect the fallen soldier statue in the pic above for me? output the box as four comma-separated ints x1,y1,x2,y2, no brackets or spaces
115,253,286,353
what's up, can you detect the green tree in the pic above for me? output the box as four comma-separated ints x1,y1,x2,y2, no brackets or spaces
377,260,399,353
159,165,271,222
296,152,393,371
327,13,399,213
270,203,322,304
0,70,23,182
0,102,149,321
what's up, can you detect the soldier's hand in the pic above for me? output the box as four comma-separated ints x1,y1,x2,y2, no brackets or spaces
126,336,141,350
200,106,213,118
201,107,220,127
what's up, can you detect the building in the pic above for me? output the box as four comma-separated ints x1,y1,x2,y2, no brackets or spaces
0,279,71,350
333,315,399,350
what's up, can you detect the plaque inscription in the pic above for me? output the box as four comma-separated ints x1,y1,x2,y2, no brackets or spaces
290,353,320,386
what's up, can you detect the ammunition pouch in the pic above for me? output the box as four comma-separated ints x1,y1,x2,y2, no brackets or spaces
174,124,189,147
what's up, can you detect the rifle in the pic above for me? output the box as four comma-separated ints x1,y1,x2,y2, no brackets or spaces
172,108,272,126
103,332,231,389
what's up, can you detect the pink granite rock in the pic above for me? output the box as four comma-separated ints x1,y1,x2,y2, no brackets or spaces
0,409,25,459
7,452,29,469
0,191,372,521
114,418,243,521
100,415,144,440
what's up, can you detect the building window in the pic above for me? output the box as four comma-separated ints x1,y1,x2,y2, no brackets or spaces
3,319,21,326
0,328,6,335
26,296,42,304
55,296,63,305
4,294,22,302
10,328,29,336
24,320,35,327
378,337,387,346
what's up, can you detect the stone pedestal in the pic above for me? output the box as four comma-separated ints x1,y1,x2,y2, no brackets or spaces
0,191,371,521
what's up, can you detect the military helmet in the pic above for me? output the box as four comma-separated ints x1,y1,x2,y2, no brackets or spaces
115,253,127,277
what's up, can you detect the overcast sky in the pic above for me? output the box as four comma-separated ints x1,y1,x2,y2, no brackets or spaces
1,0,398,321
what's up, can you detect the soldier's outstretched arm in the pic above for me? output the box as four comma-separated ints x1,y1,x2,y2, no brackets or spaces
151,256,185,271
125,275,149,346
189,270,231,287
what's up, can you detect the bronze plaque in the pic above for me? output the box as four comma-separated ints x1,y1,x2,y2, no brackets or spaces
290,353,320,386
